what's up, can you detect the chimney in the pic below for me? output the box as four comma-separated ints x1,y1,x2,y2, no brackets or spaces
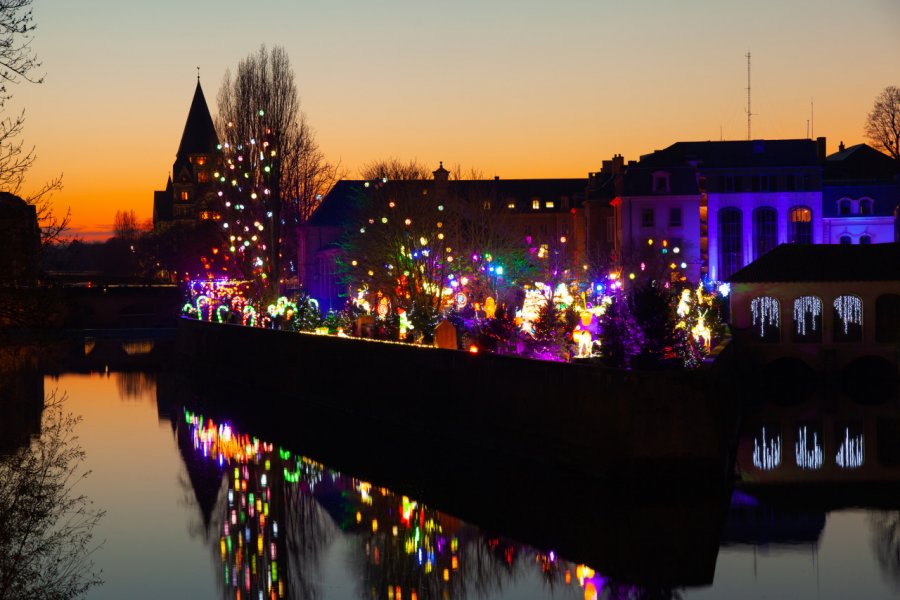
816,137,826,161
839,141,845,152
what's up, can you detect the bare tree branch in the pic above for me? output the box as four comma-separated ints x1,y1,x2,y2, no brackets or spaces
865,85,900,160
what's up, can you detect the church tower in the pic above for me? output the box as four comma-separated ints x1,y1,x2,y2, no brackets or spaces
153,78,221,229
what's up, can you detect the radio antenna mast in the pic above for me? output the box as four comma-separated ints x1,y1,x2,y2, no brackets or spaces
811,98,814,138
745,52,754,140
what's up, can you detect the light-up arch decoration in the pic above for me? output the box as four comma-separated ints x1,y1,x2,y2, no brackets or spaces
752,426,781,470
793,296,822,342
833,295,863,342
751,296,780,341
836,426,864,469
795,425,823,470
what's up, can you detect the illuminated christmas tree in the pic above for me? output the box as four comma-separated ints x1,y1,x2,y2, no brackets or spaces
208,112,282,303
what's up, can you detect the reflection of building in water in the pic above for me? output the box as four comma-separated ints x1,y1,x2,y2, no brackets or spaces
180,410,630,600
0,345,45,453
722,491,826,548
737,398,900,484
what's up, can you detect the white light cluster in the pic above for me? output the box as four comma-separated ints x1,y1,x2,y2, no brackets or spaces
795,426,823,470
834,295,862,334
752,426,781,470
751,296,779,338
793,296,821,336
836,428,864,469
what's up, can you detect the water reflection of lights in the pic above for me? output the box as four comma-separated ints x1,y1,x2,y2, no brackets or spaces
752,427,781,471
184,409,614,600
836,428,864,469
795,426,823,470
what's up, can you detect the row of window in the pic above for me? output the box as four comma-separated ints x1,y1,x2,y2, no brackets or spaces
716,173,814,194
750,294,900,343
719,206,813,279
651,173,816,194
641,207,682,228
838,197,874,216
839,234,872,245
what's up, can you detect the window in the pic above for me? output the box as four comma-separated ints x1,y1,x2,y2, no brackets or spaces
669,207,683,227
180,191,189,201
483,201,492,210
875,294,900,343
653,172,670,193
718,207,743,280
641,208,655,228
751,175,772,192
788,207,813,244
545,201,555,209
785,174,796,191
840,235,852,245
793,296,822,342
859,198,873,215
719,175,736,193
860,235,872,245
507,201,516,209
531,199,540,210
839,199,851,215
833,295,863,342
752,207,777,259
751,296,780,342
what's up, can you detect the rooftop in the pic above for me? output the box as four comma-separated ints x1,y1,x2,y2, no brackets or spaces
729,243,900,283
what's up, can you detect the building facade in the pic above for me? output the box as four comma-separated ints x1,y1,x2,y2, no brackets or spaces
298,165,593,311
822,142,900,246
0,192,40,285
729,243,900,373
616,139,825,282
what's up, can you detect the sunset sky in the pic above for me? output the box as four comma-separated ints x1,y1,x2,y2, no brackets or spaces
12,0,900,240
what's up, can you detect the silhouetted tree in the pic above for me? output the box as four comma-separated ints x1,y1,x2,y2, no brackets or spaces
0,0,68,249
0,392,105,599
865,86,900,160
358,157,432,181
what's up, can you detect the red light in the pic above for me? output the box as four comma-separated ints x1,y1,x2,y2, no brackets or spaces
468,345,479,354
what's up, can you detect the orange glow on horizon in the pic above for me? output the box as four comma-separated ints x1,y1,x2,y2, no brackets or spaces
9,1,898,241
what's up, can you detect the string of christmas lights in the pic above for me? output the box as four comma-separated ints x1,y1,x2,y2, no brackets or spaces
793,296,822,337
795,426,823,470
833,295,863,334
751,296,779,339
836,428,864,469
752,426,782,471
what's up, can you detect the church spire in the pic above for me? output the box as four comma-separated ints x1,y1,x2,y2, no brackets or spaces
176,79,218,161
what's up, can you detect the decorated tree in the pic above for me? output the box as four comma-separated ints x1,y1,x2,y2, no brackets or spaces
599,293,644,369
210,117,280,301
214,45,339,300
338,177,451,341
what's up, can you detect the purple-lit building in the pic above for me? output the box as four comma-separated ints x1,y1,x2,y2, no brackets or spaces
615,138,825,282
822,142,900,245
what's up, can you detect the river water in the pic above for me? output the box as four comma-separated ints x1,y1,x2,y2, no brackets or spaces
2,344,900,599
